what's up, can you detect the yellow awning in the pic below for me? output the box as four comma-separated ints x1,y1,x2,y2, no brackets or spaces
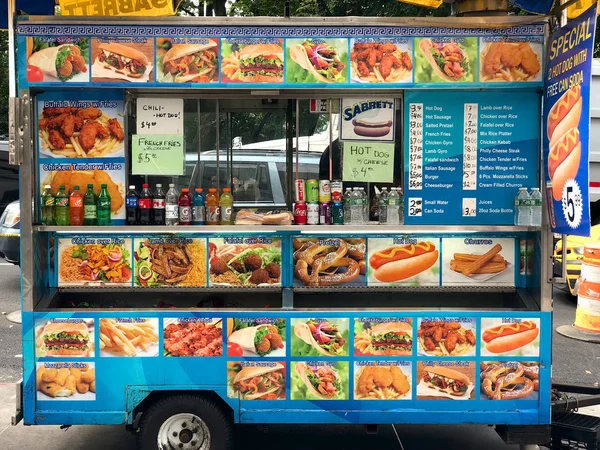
395,0,443,8
58,0,176,16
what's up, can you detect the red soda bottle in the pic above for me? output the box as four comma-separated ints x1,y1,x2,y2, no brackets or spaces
178,188,192,225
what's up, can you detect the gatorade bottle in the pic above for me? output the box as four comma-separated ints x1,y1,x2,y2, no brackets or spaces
69,186,84,226
83,184,97,226
97,184,112,226
192,188,206,225
178,188,192,225
55,185,69,226
220,188,234,225
206,188,220,225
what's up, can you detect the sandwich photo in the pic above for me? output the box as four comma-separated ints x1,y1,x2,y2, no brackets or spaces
547,85,582,201
292,318,348,356
354,320,413,356
27,38,89,82
480,41,541,82
355,364,411,400
369,241,439,283
92,40,153,82
38,321,92,357
288,39,347,83
418,320,476,357
350,40,412,83
228,362,286,400
419,38,469,81
293,362,345,400
419,366,471,397
158,39,218,83
221,42,284,83
482,320,539,355
227,319,286,357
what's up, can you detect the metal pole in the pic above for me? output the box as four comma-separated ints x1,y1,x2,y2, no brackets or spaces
215,99,220,190
329,99,333,180
295,100,300,180
197,99,202,188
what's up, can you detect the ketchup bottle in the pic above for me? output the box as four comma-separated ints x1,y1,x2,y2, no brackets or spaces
178,188,192,225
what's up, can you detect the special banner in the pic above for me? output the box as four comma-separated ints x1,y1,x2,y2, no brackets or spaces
543,3,597,235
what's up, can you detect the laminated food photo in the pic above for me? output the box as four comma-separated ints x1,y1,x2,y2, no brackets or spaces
227,362,286,400
99,318,159,357
221,38,284,84
441,238,515,285
350,38,413,84
293,237,366,287
414,37,477,83
286,38,348,84
36,362,96,401
417,318,477,357
480,361,539,401
164,318,223,357
91,38,154,83
291,318,349,357
354,362,412,400
26,37,90,83
291,361,349,400
479,37,542,83
416,362,476,400
156,38,219,83
480,318,540,357
354,318,413,356
35,319,94,358
227,318,286,357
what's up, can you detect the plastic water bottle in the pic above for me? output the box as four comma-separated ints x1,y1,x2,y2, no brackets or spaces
530,188,542,226
165,184,179,226
359,188,368,224
397,187,405,225
343,188,352,224
351,188,362,225
387,187,401,225
515,188,531,226
378,187,388,224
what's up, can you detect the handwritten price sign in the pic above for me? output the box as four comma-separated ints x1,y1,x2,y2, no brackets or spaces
342,141,394,183
131,135,184,176
136,98,183,135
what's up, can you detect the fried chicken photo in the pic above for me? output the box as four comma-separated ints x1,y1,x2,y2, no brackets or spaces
78,121,109,151
418,320,476,356
350,41,412,82
48,130,66,150
77,107,102,120
108,118,124,141
481,41,541,82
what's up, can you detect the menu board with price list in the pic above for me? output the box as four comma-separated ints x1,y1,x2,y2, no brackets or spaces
403,91,540,226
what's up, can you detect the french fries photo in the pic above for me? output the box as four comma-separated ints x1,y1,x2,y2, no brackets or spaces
99,318,159,357
36,363,96,400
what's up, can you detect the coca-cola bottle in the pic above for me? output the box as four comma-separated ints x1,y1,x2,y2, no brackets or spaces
138,184,152,225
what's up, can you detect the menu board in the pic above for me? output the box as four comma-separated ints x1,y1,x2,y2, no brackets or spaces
404,91,540,225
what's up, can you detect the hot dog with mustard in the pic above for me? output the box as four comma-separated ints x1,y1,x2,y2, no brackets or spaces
369,242,438,282
482,321,539,354
548,127,581,201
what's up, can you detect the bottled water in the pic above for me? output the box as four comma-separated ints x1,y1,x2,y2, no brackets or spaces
351,188,363,225
530,188,542,226
165,183,179,226
343,188,352,224
359,188,368,224
397,187,405,225
378,187,388,224
515,188,531,226
387,187,401,225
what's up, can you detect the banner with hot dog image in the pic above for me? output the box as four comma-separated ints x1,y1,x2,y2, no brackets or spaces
480,318,540,357
367,238,440,286
340,98,395,142
543,4,597,235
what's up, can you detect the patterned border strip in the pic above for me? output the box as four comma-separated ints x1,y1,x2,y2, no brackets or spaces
17,24,545,37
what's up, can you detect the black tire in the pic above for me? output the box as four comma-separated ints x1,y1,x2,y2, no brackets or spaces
136,394,233,450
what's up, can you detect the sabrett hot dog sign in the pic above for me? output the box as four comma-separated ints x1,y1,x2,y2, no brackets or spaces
340,98,396,142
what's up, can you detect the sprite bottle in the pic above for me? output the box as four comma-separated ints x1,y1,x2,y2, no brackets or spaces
97,184,111,226
84,184,97,226
41,185,54,225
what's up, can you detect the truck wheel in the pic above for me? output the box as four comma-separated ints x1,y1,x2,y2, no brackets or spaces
136,394,233,450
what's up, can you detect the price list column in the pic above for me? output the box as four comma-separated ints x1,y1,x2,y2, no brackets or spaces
407,103,424,217
462,103,478,218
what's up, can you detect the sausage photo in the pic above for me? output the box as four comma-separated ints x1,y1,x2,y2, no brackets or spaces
369,242,438,283
547,84,582,147
353,125,391,137
548,127,581,201
482,321,539,354
351,119,393,128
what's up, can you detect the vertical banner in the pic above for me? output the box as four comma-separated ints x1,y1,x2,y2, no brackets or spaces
544,3,597,235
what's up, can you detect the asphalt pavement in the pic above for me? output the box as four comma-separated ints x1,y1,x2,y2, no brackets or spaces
0,265,597,449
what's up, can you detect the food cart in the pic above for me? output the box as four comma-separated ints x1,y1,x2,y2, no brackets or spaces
9,8,568,450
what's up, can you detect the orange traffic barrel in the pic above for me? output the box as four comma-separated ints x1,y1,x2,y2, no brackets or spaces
574,245,600,333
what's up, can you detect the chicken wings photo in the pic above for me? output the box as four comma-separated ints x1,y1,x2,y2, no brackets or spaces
350,41,412,83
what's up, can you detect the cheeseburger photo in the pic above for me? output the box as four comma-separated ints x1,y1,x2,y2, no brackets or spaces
547,84,582,201
369,241,439,283
481,320,539,355
221,43,284,83
354,321,413,356
39,321,92,357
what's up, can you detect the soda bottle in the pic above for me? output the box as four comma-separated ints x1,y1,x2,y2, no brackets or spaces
138,183,152,225
126,185,139,226
41,185,54,225
165,183,179,226
378,187,388,225
192,188,206,225
83,184,97,226
206,188,220,225
69,185,84,226
54,185,69,226
220,188,234,225
178,188,192,225
387,187,400,225
530,188,542,227
97,184,112,226
152,183,166,225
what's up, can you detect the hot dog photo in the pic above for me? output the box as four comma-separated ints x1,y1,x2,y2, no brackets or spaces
417,362,475,400
441,238,515,286
368,238,440,286
91,38,154,83
480,362,539,401
547,84,582,201
340,98,395,141
480,318,540,356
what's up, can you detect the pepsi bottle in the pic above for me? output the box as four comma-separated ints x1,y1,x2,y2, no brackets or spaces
126,185,139,226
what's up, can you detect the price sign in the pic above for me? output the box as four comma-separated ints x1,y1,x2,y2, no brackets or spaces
131,135,185,176
408,103,423,190
408,197,423,217
342,141,394,183
462,198,476,217
463,103,478,190
137,98,184,135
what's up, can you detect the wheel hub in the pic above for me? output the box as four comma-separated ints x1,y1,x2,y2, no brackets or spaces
157,413,211,450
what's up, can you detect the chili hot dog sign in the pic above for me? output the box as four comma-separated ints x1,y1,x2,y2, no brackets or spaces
543,3,597,235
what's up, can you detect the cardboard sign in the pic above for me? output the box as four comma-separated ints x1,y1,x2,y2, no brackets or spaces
340,98,395,142
342,141,394,182
136,98,183,135
59,0,175,17
132,135,184,176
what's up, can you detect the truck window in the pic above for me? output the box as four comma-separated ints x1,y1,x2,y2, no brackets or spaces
201,162,274,204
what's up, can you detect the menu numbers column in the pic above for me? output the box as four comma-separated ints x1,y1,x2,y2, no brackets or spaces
409,103,424,190
463,103,478,191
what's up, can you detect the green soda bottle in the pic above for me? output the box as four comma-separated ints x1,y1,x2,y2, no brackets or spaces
41,185,54,225
84,184,97,226
97,184,111,226
54,185,69,226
